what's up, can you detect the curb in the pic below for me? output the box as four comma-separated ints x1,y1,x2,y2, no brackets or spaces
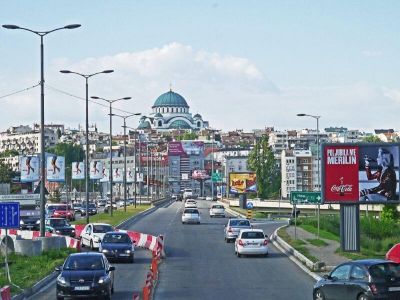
271,224,322,281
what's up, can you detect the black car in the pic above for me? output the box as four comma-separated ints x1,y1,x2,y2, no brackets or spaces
19,210,40,230
45,218,75,237
313,259,400,300
56,252,115,300
81,203,98,216
99,231,135,263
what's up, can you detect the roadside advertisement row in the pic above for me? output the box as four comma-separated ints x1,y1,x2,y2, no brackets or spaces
322,143,400,204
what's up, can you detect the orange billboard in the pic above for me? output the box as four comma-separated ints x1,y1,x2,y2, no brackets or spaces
229,172,257,194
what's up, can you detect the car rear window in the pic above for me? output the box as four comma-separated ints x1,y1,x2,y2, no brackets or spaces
230,220,250,227
184,209,199,214
369,263,400,280
93,225,113,233
241,232,264,239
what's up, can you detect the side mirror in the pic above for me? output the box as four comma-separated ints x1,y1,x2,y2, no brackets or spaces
55,266,62,272
109,266,115,271
265,234,269,239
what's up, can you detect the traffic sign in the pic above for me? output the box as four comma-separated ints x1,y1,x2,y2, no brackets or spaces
290,192,322,205
246,201,254,209
211,172,222,182
246,209,253,219
0,202,20,229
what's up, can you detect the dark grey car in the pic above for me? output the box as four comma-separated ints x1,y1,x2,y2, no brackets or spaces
224,218,252,242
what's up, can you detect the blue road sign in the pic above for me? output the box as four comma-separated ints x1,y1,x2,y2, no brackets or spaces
0,202,20,229
246,201,254,209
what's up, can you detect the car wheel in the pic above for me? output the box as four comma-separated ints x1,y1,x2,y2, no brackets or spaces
111,283,114,294
357,294,368,300
90,240,94,250
313,289,325,300
57,296,64,300
264,252,269,257
237,252,241,258
104,293,111,300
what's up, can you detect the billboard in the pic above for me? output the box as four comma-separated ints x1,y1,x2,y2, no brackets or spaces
20,156,39,182
229,172,257,194
46,156,65,182
127,168,134,183
322,143,400,204
72,162,84,180
113,168,123,183
100,167,109,183
192,169,209,180
168,141,204,156
90,161,103,180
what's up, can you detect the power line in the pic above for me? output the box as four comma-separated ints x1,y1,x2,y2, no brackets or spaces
0,82,40,100
46,84,137,115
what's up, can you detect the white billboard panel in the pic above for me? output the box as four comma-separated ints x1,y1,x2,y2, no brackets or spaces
20,156,39,182
90,161,103,180
46,156,65,182
72,162,84,180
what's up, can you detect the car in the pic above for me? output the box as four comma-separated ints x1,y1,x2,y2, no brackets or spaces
217,193,222,199
209,204,225,217
45,218,76,237
182,208,201,224
205,196,213,201
172,194,183,202
99,231,135,263
224,218,252,242
47,204,75,221
313,259,400,300
183,188,193,199
80,203,98,216
184,199,197,208
80,223,114,250
97,199,107,208
72,203,83,214
56,252,115,300
104,202,118,213
234,229,269,257
19,210,40,231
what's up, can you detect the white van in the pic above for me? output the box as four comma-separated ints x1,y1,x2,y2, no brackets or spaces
183,188,193,199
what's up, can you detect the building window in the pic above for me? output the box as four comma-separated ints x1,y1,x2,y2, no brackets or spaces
158,121,162,127
197,121,201,127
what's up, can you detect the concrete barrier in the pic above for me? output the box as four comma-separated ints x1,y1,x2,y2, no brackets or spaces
36,236,65,252
14,239,41,257
0,235,14,255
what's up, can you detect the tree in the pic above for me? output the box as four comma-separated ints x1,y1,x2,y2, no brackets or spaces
56,128,62,139
363,135,382,143
247,135,280,199
0,161,14,183
177,132,197,141
0,149,19,158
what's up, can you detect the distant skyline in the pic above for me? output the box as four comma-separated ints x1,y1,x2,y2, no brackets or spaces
1,1,400,134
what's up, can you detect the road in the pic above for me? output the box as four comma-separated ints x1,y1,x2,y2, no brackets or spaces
31,199,315,299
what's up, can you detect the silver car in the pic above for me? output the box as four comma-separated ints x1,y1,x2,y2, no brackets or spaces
182,208,201,224
224,218,252,242
209,204,225,217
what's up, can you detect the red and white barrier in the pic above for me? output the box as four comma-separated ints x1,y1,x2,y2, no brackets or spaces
0,286,11,300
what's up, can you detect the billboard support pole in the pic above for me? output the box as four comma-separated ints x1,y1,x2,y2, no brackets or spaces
340,204,360,252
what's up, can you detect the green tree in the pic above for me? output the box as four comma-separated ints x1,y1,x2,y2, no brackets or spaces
56,128,62,139
0,149,19,158
247,135,280,199
177,132,198,141
0,161,14,183
363,135,382,143
381,204,399,222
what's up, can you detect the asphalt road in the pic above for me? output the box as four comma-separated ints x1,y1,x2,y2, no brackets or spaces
152,200,316,300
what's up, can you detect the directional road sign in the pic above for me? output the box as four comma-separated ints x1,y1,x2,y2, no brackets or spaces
211,172,222,182
0,202,20,229
246,201,254,209
290,191,322,205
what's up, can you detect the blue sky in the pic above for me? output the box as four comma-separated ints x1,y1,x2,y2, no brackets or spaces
1,1,400,133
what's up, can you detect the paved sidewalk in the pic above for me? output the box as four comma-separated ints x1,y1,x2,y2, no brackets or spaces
284,225,350,270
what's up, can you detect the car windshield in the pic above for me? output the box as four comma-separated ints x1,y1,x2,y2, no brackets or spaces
241,232,264,239
54,205,67,211
230,220,250,227
184,209,199,214
93,225,113,233
88,204,96,208
369,263,400,280
64,255,104,270
50,219,68,226
103,233,131,244
212,205,224,209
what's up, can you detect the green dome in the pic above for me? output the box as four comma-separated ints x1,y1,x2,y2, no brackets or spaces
169,120,191,129
152,91,189,108
138,121,151,129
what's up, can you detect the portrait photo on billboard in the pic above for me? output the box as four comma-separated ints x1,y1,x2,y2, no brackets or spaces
358,144,399,202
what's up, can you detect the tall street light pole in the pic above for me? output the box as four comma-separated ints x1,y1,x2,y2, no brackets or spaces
91,96,131,216
126,127,140,208
3,23,81,237
113,113,141,212
297,113,321,238
60,69,113,224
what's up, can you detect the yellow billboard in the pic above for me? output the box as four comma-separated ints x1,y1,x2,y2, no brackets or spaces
229,172,257,194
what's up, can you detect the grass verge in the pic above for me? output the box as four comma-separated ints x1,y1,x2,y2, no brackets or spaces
0,248,76,295
307,239,328,247
278,228,318,262
72,204,151,227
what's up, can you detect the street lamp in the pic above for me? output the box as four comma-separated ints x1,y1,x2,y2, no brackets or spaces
297,113,321,238
126,126,140,208
112,113,141,212
3,23,81,237
91,96,131,216
60,69,114,224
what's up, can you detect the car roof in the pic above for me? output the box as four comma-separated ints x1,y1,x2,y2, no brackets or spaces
46,217,65,220
89,223,112,226
229,218,249,222
104,231,128,235
344,259,394,267
239,229,263,233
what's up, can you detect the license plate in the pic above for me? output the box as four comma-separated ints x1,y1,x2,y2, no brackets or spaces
389,287,400,291
74,286,90,291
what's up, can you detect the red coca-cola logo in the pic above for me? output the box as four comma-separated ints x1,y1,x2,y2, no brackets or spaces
330,185,353,192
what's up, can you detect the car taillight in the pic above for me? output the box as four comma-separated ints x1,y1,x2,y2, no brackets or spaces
263,239,268,246
238,239,244,246
228,227,233,233
369,283,378,295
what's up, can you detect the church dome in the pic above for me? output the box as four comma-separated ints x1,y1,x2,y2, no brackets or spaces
193,113,202,119
154,113,163,118
152,91,189,108
169,119,192,129
138,121,151,129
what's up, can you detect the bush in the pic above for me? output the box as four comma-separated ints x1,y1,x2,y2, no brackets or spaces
381,204,399,222
360,216,400,239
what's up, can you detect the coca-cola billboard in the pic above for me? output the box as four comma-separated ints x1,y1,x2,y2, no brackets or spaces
322,143,400,204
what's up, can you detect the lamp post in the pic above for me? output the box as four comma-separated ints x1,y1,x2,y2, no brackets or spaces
113,113,141,212
3,23,81,237
92,96,131,216
126,127,140,208
297,113,321,238
60,69,113,224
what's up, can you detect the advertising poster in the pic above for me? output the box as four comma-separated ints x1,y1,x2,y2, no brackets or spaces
136,173,143,182
229,172,257,194
127,168,134,183
90,161,103,180
113,168,123,183
71,162,84,180
100,167,109,183
46,155,65,182
192,169,209,180
168,141,204,156
20,156,40,182
322,143,400,204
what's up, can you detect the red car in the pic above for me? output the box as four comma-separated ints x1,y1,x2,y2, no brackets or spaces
47,204,75,221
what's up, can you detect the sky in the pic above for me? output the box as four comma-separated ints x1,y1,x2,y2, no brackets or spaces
1,0,400,134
